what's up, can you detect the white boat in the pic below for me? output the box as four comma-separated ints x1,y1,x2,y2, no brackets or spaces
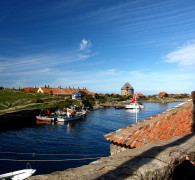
57,113,84,122
125,102,144,109
125,93,144,109
0,169,36,180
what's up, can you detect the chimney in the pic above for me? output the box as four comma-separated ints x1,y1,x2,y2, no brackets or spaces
191,91,195,132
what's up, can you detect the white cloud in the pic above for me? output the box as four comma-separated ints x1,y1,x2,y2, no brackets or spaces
80,39,91,51
1,62,194,94
165,41,195,68
48,68,194,94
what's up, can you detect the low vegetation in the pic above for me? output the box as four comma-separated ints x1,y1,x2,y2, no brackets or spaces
0,89,60,112
0,88,190,114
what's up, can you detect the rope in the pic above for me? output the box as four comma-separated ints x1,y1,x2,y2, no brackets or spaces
0,152,107,156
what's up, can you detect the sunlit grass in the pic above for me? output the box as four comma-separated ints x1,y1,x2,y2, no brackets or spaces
0,89,60,111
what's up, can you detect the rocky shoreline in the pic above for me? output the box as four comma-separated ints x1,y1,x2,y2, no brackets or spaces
93,98,188,109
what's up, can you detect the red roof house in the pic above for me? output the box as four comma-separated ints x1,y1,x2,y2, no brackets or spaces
137,93,145,98
37,87,93,96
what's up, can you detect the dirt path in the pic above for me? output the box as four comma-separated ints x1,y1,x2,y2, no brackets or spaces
0,103,43,113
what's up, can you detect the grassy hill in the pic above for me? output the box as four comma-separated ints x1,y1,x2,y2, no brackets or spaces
0,89,61,114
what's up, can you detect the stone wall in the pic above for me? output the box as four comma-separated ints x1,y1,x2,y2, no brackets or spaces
110,143,129,155
121,89,134,96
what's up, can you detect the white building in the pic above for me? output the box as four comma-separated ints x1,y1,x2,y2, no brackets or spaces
72,91,82,100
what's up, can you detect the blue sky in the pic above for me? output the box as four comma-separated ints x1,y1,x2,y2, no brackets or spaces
0,0,195,95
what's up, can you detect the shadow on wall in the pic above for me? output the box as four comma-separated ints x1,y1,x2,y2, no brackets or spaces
96,133,195,180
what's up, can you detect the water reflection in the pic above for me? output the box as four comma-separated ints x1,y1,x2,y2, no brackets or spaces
36,120,53,125
124,109,139,123
125,109,140,113
0,120,36,132
67,123,75,134
56,121,64,125
35,120,79,135
158,102,167,108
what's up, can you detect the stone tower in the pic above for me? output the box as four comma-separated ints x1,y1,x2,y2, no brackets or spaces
121,82,134,96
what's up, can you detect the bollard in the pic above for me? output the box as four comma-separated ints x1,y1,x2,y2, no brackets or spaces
191,91,195,132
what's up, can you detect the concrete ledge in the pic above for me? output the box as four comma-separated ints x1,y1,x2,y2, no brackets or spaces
28,133,195,180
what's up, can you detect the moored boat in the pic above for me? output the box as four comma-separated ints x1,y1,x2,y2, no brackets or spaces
0,169,36,180
125,93,144,109
57,112,85,122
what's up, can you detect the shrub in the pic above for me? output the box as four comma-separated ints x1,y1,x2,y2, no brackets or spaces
35,98,44,103
57,99,74,110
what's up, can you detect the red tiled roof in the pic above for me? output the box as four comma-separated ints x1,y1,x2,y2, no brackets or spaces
39,87,54,95
92,92,97,96
137,93,144,97
23,87,39,92
39,87,93,96
104,100,193,149
158,92,167,97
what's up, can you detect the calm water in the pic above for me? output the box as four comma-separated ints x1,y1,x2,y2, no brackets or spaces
0,102,182,175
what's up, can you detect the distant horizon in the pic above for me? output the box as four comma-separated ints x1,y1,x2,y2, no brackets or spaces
0,0,195,95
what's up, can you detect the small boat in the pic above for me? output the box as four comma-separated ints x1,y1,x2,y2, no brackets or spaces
125,93,144,109
36,116,54,122
0,169,36,180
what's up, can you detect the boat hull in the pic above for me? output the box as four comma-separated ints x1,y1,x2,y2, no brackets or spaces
36,116,54,122
0,169,36,180
125,103,144,109
57,115,83,122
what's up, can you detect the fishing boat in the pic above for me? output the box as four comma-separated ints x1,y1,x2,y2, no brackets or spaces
0,168,36,180
125,93,144,109
36,115,55,122
57,112,85,122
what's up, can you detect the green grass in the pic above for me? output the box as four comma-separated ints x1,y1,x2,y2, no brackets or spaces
0,89,60,111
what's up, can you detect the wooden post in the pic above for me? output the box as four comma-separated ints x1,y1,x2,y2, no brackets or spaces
191,91,195,132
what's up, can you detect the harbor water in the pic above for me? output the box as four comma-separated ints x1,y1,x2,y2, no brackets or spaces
0,101,183,175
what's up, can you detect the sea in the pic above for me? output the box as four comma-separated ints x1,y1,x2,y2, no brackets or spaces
0,101,183,175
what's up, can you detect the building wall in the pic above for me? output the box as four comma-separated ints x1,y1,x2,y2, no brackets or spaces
121,89,134,96
37,88,44,93
110,143,129,155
